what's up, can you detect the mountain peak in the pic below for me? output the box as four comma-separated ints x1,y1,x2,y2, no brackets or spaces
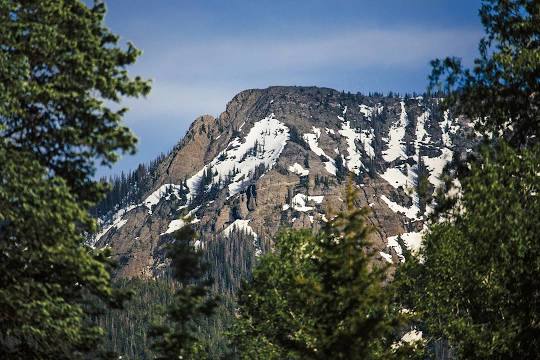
92,86,473,283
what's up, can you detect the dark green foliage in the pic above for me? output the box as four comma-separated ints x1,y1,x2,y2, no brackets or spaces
0,0,149,358
0,144,126,359
0,0,150,203
149,226,218,359
97,278,237,359
314,174,332,188
289,126,309,149
416,156,431,213
96,278,175,359
205,230,259,294
398,144,540,359
230,185,423,359
397,2,540,358
429,0,540,146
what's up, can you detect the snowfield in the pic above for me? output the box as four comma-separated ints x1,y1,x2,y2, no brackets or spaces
222,219,261,256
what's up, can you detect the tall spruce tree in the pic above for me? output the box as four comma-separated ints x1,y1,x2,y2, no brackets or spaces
0,0,149,358
0,0,150,202
230,185,423,359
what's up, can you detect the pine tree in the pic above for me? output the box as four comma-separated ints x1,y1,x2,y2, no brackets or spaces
0,144,127,359
334,155,348,182
0,0,151,203
396,1,540,358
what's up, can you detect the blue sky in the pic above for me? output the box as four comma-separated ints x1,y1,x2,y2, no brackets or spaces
98,0,483,178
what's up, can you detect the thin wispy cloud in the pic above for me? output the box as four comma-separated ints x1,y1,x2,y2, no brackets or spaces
125,26,480,126
157,27,480,78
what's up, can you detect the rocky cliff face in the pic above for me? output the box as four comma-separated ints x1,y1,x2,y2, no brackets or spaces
91,86,473,281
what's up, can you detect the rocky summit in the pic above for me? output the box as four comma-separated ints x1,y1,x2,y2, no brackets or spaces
91,86,473,283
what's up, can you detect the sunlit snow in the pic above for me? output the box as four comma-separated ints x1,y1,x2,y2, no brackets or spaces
187,113,290,199
303,127,337,175
161,219,186,236
338,116,365,174
222,219,258,239
91,204,138,246
222,219,260,256
288,162,309,176
380,195,420,220
382,101,408,162
359,104,383,119
143,184,185,214
386,230,425,262
287,193,325,212
379,251,393,263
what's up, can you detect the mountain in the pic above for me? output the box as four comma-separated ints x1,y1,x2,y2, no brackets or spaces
91,86,473,289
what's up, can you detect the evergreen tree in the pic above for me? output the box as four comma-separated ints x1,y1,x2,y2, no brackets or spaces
0,0,149,357
334,155,348,182
230,185,423,359
396,1,540,358
0,0,151,203
150,225,218,359
0,144,127,359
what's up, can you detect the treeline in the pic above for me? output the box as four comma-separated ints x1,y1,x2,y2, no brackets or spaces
92,152,168,218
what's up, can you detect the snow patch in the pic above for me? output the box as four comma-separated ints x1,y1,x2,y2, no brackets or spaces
380,251,393,264
91,204,138,246
380,167,413,190
222,219,258,239
382,101,408,162
325,127,335,135
288,162,309,176
359,104,383,119
222,219,261,256
161,219,186,236
386,230,425,262
380,195,420,220
143,184,185,214
288,193,325,212
161,206,201,236
303,127,337,175
338,119,365,174
392,329,423,350
187,113,290,199
421,110,459,189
